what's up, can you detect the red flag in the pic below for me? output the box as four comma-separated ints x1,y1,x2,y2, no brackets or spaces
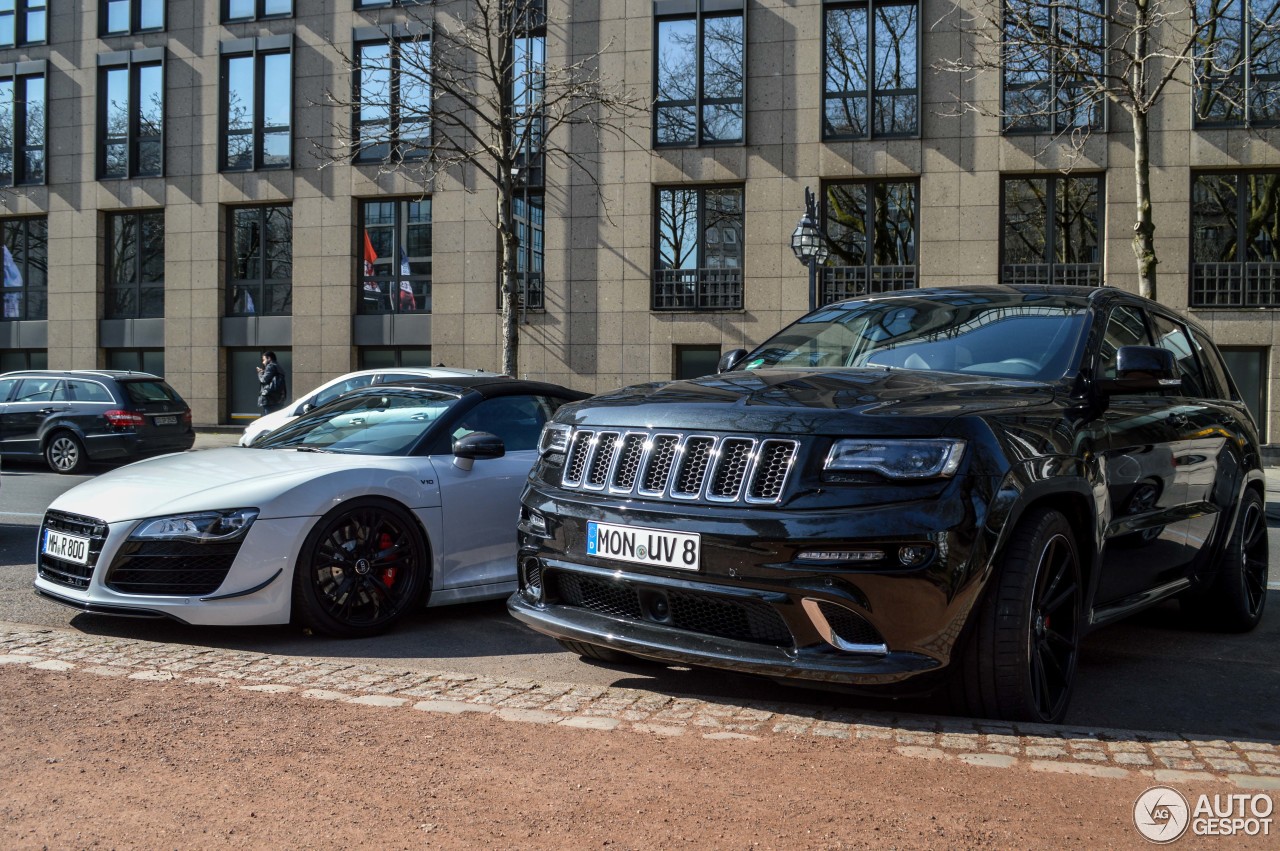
362,231,377,277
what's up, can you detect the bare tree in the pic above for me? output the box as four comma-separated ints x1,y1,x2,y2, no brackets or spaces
935,0,1280,300
320,0,645,376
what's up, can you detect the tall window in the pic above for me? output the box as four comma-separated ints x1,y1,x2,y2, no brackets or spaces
1,216,46,320
513,34,545,186
1001,175,1103,286
355,36,431,162
1,0,46,46
222,43,292,171
1002,0,1106,133
99,54,164,179
824,0,919,139
514,193,543,309
1193,0,1280,126
1191,171,1280,306
106,211,164,319
654,1,745,146
102,0,163,35
359,199,431,315
0,68,45,186
820,179,918,303
654,186,743,310
228,206,292,316
223,0,291,21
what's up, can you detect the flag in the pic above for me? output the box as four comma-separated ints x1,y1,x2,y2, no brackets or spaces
362,231,377,277
3,245,22,319
398,246,416,310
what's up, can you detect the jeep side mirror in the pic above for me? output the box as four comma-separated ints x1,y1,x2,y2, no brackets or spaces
717,348,748,374
453,431,505,470
1096,346,1182,394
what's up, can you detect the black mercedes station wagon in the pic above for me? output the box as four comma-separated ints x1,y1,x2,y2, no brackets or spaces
509,286,1269,723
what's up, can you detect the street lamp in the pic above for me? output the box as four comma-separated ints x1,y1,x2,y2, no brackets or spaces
791,186,829,311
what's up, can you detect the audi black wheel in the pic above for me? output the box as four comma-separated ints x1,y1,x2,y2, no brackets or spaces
292,498,429,638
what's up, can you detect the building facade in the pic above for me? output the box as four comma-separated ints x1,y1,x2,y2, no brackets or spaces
0,0,1276,448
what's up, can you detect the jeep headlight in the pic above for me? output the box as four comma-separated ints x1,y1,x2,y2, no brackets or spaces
539,422,572,455
130,508,260,543
824,439,965,480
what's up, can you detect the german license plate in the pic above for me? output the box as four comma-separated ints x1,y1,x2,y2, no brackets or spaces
586,521,700,571
154,415,177,426
42,528,90,565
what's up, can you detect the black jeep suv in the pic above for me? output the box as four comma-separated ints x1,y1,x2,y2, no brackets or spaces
509,286,1268,723
0,370,194,473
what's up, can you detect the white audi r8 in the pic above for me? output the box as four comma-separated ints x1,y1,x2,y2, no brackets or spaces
34,377,587,637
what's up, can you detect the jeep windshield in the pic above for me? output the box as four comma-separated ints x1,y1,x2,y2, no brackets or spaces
742,291,1089,381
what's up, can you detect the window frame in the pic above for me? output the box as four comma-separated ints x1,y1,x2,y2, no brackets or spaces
219,37,293,172
0,63,47,187
1000,0,1108,134
1190,169,1280,307
221,0,292,23
353,29,432,164
0,215,47,321
652,184,745,311
822,0,922,141
97,50,166,180
0,0,47,48
1192,0,1280,128
100,0,165,36
105,210,165,320
653,0,746,148
226,204,293,317
357,197,432,316
819,177,920,302
999,172,1104,287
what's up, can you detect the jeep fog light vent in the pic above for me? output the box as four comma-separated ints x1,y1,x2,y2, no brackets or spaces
802,599,887,655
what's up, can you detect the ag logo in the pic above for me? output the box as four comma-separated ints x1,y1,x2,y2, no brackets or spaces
1134,786,1190,843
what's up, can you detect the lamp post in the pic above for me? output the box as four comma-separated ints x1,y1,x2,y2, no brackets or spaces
791,186,829,311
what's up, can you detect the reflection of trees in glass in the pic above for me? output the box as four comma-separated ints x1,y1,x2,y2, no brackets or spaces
656,187,742,270
1001,176,1100,268
107,211,165,318
2,216,47,320
355,38,430,162
230,206,292,316
0,73,44,185
655,11,744,145
1001,0,1105,132
1192,172,1280,262
223,51,291,170
100,62,162,178
824,180,917,266
825,1,917,138
0,0,46,48
1194,0,1280,124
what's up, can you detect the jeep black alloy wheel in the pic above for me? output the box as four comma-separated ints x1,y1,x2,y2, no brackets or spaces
46,432,88,475
955,508,1081,724
292,499,428,638
1186,488,1269,632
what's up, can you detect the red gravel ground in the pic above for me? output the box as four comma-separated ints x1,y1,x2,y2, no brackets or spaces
0,666,1271,849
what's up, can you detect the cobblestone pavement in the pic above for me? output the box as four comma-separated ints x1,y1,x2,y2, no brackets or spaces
4,622,1278,792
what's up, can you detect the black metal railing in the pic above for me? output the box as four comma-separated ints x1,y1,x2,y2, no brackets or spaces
1191,262,1280,308
652,268,743,310
819,265,916,305
1001,263,1101,287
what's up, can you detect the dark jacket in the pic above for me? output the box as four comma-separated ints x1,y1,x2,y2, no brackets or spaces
258,361,285,404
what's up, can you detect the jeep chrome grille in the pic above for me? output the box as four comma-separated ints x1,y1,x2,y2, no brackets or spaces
559,430,798,504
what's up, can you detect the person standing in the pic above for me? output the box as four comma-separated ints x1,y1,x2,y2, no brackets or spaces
256,351,287,417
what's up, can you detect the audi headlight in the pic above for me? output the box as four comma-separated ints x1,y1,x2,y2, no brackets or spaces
824,439,966,480
130,508,260,543
539,422,572,455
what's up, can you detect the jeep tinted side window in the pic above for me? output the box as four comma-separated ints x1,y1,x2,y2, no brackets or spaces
1150,314,1211,399
1098,305,1150,380
1185,327,1237,402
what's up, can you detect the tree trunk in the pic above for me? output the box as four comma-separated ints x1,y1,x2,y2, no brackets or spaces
1130,2,1157,301
499,187,520,377
1131,108,1158,301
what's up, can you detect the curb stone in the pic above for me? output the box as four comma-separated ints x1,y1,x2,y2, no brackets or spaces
2,623,1277,789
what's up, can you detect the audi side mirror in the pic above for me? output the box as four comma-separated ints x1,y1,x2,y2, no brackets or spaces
453,431,505,470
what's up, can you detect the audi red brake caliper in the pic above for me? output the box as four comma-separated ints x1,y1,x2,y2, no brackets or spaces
379,533,397,588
